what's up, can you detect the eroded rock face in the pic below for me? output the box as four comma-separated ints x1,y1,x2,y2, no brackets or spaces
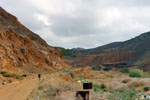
0,7,66,70
80,52,133,66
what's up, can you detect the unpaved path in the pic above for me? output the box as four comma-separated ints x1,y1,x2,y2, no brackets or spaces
0,76,39,100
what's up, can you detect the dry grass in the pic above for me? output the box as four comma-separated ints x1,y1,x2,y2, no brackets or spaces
27,68,150,100
104,73,113,78
0,70,23,80
128,81,144,88
28,72,81,100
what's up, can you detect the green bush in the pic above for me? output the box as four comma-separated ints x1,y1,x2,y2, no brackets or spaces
120,67,129,73
101,84,106,89
93,83,106,92
103,67,113,71
129,69,143,77
144,87,150,91
92,66,101,71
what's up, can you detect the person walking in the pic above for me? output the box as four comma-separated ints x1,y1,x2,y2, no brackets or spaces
38,73,41,81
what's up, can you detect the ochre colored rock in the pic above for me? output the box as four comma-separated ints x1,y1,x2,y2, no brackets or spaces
0,7,67,71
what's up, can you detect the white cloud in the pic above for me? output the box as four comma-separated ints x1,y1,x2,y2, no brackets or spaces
35,13,50,26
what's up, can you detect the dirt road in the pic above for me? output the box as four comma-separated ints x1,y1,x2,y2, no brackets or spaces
0,77,39,100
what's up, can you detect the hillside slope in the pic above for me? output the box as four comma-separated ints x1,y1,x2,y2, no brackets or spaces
79,31,150,69
0,7,67,72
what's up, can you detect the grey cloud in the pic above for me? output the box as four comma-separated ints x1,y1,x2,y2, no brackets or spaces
50,14,100,36
1,0,150,49
0,0,46,31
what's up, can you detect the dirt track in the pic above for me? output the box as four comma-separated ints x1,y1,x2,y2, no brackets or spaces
0,77,39,100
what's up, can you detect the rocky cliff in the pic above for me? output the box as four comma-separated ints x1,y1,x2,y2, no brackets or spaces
0,7,67,71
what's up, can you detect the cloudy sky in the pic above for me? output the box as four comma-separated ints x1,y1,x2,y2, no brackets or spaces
0,0,150,49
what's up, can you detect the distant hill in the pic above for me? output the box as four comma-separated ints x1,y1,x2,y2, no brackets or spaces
0,7,68,72
59,31,150,70
80,42,123,55
79,31,150,70
71,47,85,51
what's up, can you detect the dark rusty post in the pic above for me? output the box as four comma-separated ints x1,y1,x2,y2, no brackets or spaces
76,83,92,100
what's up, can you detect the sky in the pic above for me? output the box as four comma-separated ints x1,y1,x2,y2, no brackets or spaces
0,0,150,49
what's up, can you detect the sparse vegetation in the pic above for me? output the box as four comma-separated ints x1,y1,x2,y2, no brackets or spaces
128,81,144,88
143,72,150,78
129,69,143,77
108,87,138,100
26,69,150,100
63,68,75,78
28,74,76,100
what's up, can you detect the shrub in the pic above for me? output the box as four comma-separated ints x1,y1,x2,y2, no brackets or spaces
92,66,101,71
93,83,106,92
103,67,113,71
129,69,143,77
120,68,130,73
101,84,106,89
144,87,150,91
